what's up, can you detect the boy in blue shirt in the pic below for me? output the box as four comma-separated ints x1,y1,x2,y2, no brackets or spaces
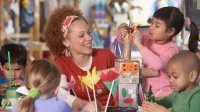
0,43,28,106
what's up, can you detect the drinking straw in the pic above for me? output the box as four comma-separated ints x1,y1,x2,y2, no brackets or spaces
72,89,83,108
8,51,12,86
92,79,97,112
85,85,91,102
70,75,83,108
104,80,115,112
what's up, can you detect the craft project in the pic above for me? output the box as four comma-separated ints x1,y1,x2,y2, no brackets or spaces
114,21,141,110
78,67,101,111
146,85,155,103
78,67,100,89
1,87,22,110
115,59,140,83
123,21,136,60
118,83,138,108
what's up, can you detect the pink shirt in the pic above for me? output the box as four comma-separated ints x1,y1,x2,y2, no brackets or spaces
141,36,179,97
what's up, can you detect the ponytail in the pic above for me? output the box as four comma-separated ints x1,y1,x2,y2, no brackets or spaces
16,96,34,112
188,21,199,53
15,59,61,112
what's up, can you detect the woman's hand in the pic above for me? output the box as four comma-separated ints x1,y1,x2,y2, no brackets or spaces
116,23,129,43
142,101,170,112
72,99,88,111
81,101,103,112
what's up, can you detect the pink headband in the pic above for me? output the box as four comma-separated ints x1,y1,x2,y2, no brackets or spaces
184,17,191,26
61,15,78,37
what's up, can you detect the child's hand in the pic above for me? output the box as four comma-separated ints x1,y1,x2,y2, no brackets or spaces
0,83,9,96
132,30,144,50
142,101,170,112
12,79,24,86
116,23,129,43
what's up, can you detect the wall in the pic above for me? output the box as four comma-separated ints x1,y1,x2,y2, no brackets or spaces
79,0,96,20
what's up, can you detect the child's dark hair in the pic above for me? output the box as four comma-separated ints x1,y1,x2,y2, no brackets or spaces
17,59,61,112
153,6,199,51
0,43,28,66
187,22,199,53
168,50,200,77
153,6,184,37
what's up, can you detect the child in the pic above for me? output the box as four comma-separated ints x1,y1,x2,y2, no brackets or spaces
12,59,73,112
0,44,28,102
142,51,200,112
185,17,200,59
117,6,198,97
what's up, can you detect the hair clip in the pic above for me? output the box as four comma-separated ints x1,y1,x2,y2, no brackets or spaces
184,17,191,27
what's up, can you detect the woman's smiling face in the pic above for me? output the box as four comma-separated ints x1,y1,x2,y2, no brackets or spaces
63,19,93,56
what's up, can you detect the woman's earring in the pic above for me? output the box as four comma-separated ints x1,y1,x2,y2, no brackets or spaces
65,46,71,56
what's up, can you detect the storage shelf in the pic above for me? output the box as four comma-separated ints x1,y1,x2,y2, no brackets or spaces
5,33,31,39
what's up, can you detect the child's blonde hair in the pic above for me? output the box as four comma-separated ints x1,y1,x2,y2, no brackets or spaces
17,59,61,112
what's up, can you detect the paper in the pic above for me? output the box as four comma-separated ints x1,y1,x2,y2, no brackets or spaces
79,67,100,89
16,86,29,95
103,78,119,96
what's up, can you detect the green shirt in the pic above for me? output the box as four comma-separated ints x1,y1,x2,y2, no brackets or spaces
157,86,200,112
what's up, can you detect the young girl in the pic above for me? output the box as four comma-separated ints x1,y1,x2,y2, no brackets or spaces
12,59,73,112
117,6,198,97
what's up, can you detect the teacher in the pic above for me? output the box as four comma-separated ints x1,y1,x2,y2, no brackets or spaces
44,5,116,111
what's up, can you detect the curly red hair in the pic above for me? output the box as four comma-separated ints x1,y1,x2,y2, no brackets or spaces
44,5,86,56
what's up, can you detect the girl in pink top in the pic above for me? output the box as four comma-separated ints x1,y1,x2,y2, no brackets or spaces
117,6,199,97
